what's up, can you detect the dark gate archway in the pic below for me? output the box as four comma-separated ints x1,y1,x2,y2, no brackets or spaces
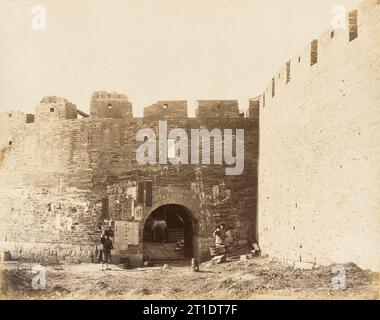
143,204,196,261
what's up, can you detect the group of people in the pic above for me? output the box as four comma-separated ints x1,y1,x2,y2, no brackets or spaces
95,223,234,270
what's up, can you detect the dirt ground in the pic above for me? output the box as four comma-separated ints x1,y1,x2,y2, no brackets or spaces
1,256,379,300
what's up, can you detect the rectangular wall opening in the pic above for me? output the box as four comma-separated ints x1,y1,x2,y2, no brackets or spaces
26,114,35,123
145,181,153,207
271,78,275,97
137,182,145,204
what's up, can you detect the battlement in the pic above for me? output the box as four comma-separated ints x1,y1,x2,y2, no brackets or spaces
260,0,380,108
257,0,380,271
245,96,260,119
195,100,241,119
35,96,77,122
3,95,250,125
90,91,133,119
143,101,188,119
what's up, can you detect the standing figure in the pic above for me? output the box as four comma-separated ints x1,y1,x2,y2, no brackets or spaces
100,232,113,271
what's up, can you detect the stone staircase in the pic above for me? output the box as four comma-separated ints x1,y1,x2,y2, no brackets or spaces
167,228,184,242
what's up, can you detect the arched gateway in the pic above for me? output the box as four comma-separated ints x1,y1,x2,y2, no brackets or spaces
143,204,198,261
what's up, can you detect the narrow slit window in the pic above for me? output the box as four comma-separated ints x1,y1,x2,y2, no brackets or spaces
271,78,275,97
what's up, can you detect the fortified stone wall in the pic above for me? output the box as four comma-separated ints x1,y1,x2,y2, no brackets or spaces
143,101,188,118
257,0,380,270
0,94,259,263
196,100,242,118
35,96,78,122
90,91,133,119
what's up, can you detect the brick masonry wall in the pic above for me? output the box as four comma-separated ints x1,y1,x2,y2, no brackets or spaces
143,101,188,118
0,102,259,262
90,91,133,119
257,0,380,270
196,100,241,118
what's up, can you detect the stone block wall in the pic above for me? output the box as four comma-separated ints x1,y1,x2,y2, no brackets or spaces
257,0,380,270
143,101,188,119
196,100,241,118
35,96,78,122
90,91,133,119
0,96,259,263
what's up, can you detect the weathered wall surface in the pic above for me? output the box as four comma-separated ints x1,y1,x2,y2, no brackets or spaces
0,96,258,262
258,0,380,270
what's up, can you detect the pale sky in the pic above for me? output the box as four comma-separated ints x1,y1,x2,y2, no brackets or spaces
0,0,362,116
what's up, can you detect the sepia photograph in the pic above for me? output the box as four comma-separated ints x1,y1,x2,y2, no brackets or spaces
0,0,379,307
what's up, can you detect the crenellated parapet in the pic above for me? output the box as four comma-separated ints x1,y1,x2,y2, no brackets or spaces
90,91,133,119
257,0,380,271
259,0,380,109
143,101,188,119
195,100,242,119
245,97,260,120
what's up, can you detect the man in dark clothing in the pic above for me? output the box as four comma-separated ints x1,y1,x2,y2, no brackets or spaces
100,233,113,271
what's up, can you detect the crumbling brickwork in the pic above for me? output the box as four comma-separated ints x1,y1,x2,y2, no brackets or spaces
90,91,133,119
257,0,380,271
0,93,259,263
35,96,78,122
1,0,376,271
143,101,188,119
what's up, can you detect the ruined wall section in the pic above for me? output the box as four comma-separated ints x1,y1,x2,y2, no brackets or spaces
35,96,77,122
0,97,259,262
90,91,133,119
143,101,188,118
196,100,241,118
0,116,104,262
0,112,32,170
258,0,380,270
83,114,258,260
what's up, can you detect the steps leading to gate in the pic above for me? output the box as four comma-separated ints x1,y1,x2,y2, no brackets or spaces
167,228,184,242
